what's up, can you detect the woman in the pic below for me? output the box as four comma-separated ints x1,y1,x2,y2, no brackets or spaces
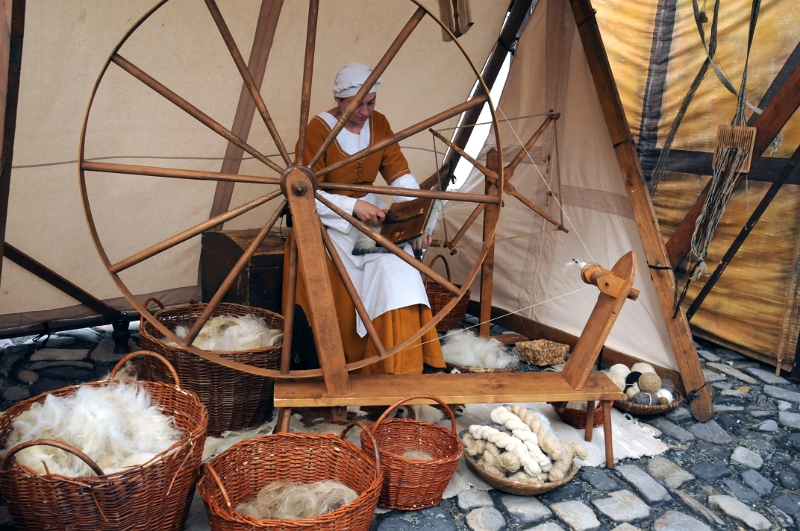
284,62,445,375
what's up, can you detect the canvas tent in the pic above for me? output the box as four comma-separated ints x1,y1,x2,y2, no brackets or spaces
0,0,714,419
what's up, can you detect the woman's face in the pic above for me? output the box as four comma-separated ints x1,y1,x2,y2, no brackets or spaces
336,93,376,125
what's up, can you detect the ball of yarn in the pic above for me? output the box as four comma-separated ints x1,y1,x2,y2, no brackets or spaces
609,364,631,378
631,362,656,374
625,384,639,400
631,391,657,405
607,371,626,391
638,372,661,393
656,389,674,405
659,378,676,394
625,371,642,390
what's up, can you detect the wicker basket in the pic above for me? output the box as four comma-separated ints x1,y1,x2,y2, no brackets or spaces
614,393,684,416
515,339,569,366
554,402,604,429
425,255,470,332
0,351,208,531
139,299,282,435
360,395,462,510
445,362,519,374
465,454,580,496
196,423,382,531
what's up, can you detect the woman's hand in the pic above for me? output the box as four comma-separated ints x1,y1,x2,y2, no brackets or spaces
411,232,432,251
353,200,386,225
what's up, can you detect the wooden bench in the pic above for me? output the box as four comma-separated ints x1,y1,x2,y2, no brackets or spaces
274,251,636,468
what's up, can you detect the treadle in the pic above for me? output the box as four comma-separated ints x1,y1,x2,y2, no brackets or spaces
273,371,624,407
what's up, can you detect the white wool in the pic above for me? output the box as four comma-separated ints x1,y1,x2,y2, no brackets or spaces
2,382,181,477
441,331,518,369
630,362,656,374
395,405,446,424
163,314,282,351
656,389,674,404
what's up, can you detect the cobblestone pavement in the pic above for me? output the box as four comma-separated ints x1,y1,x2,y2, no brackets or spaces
0,324,799,530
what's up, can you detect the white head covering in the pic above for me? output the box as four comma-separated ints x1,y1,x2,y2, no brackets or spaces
333,62,382,99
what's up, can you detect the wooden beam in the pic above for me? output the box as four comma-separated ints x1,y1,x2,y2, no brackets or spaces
686,143,800,321
0,0,24,286
569,0,713,420
420,0,535,190
208,0,283,229
3,244,118,319
665,62,800,267
479,149,501,337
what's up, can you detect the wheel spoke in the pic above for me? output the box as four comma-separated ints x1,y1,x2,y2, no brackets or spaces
281,236,297,374
111,54,284,175
317,181,499,204
82,160,280,185
183,199,287,346
109,189,282,274
315,192,460,296
316,94,487,178
296,0,319,164
429,128,497,180
203,0,291,166
308,7,427,169
318,223,388,358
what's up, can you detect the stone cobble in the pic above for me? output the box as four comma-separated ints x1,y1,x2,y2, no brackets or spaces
1,331,800,530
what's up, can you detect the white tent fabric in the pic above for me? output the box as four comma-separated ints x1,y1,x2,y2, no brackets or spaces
0,0,507,333
434,0,678,370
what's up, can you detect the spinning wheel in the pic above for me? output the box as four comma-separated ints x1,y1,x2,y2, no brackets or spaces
79,0,503,391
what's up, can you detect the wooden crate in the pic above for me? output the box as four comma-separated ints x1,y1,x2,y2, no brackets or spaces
200,229,285,313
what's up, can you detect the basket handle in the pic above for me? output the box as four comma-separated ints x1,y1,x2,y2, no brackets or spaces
425,254,452,285
2,438,105,476
109,350,182,389
142,297,166,312
200,463,234,512
340,421,382,479
373,395,458,435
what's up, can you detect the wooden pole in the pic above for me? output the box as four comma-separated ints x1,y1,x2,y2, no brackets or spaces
686,143,800,322
0,0,24,287
569,0,713,420
665,63,800,267
479,149,501,337
208,0,282,227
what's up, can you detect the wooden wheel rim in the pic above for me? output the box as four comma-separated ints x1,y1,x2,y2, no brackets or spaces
78,0,504,379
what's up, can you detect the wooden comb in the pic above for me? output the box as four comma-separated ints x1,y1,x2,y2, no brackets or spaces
712,124,757,173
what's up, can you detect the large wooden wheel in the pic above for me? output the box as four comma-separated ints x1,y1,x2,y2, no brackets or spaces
79,0,503,385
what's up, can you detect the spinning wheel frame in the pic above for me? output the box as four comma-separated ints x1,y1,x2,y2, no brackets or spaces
79,0,503,379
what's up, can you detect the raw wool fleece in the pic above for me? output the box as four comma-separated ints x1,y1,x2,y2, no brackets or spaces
2,382,181,477
442,331,518,369
235,480,357,520
163,314,282,351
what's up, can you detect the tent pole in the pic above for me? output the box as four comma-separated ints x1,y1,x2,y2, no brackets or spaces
207,0,283,229
569,0,713,421
0,0,24,286
665,62,800,267
685,144,800,322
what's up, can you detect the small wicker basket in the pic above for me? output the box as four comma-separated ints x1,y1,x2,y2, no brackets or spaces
0,351,208,531
425,254,470,332
139,299,282,435
360,395,462,510
197,423,382,531
515,339,569,366
553,402,604,429
465,455,580,496
614,393,684,416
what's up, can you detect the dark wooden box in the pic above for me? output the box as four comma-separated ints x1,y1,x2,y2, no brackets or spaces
200,229,285,313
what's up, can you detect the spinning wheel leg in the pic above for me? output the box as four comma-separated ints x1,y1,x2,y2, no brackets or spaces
602,400,614,468
274,408,292,434
584,400,596,443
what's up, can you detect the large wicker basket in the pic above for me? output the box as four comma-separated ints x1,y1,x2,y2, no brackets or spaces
139,299,282,435
465,454,580,496
0,351,208,531
425,254,470,332
360,395,462,510
614,393,684,416
515,339,569,366
196,423,382,531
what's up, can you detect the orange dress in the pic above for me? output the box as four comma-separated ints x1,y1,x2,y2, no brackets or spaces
283,111,445,375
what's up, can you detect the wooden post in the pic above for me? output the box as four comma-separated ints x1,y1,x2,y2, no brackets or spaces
284,168,350,396
208,0,283,228
0,0,24,286
479,149,501,337
569,0,713,420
